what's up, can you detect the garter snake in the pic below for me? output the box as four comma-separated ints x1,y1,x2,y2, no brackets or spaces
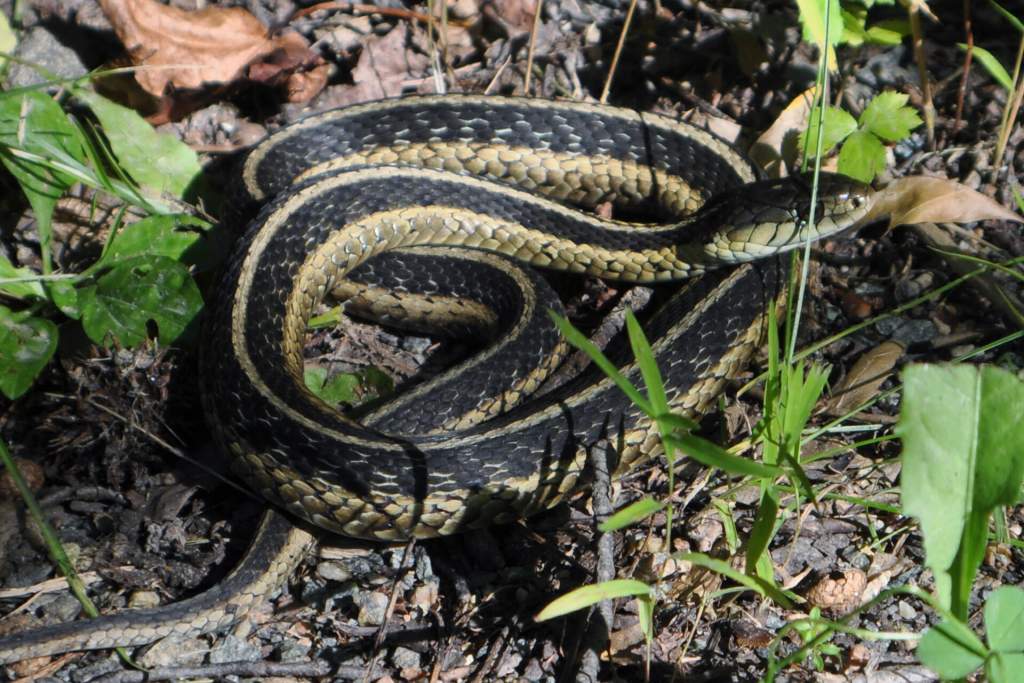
0,95,871,665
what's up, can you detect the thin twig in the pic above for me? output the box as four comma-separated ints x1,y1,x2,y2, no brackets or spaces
952,0,973,134
600,0,638,104
574,444,616,682
907,1,936,148
90,659,353,683
523,0,543,95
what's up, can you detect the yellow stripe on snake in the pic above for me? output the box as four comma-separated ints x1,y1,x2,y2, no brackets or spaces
0,95,871,665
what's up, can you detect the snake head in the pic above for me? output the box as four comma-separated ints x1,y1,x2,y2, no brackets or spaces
699,172,873,264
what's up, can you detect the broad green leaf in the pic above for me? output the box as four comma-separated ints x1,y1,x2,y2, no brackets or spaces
0,306,58,399
898,365,1024,613
97,214,214,270
305,367,359,405
536,579,650,621
800,106,857,158
666,432,782,478
600,497,662,532
795,0,842,66
46,279,80,319
958,44,1013,91
75,90,203,199
675,552,794,608
0,253,44,299
859,92,923,142
985,586,1024,652
0,91,86,272
305,366,393,406
79,256,202,347
917,619,986,679
866,19,910,44
837,130,887,182
840,7,869,46
988,651,1024,683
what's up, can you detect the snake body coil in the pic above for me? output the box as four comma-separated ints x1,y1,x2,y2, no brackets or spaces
0,96,871,665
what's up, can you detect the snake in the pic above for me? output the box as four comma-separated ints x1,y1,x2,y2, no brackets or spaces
0,95,871,666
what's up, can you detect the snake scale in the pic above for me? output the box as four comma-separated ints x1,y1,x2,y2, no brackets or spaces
0,95,871,665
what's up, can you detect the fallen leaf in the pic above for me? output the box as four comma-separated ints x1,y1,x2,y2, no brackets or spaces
331,24,430,106
824,341,905,416
487,0,537,35
866,176,1022,227
748,87,817,178
99,0,324,101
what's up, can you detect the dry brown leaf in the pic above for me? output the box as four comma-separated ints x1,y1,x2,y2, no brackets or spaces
331,24,430,107
99,0,324,99
824,341,905,417
867,176,1022,227
486,0,538,35
748,86,817,178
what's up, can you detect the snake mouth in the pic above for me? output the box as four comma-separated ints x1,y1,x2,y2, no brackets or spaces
701,172,874,263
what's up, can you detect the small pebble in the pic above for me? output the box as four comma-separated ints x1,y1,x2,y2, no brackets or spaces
356,591,389,626
208,634,261,664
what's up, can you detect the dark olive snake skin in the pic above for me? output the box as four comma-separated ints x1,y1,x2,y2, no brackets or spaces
0,95,871,666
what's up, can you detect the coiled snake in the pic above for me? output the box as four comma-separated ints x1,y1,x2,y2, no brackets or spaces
0,95,871,665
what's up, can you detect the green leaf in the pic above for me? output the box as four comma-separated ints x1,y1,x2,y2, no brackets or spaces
0,306,58,399
917,619,987,679
675,552,794,608
0,13,16,68
800,106,857,158
987,0,1024,34
795,0,843,56
46,279,80,319
305,367,359,405
550,312,652,416
626,310,667,415
654,412,698,433
97,214,214,270
985,586,1024,652
865,19,910,45
74,90,203,199
959,44,1014,91
745,488,780,575
78,256,202,347
837,130,887,183
536,579,651,621
665,432,782,478
0,91,86,273
636,594,654,642
599,497,663,532
988,651,1024,683
0,253,44,300
859,92,923,142
898,365,1024,615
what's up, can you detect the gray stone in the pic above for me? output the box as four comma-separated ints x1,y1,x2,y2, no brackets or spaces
137,635,207,668
208,634,262,664
355,591,389,626
391,645,421,669
5,26,87,89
